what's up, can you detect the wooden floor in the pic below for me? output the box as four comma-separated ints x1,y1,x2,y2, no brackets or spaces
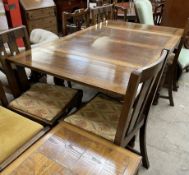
2,122,141,175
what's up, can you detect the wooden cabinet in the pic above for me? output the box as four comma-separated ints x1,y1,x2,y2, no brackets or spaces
19,0,58,34
54,0,88,32
162,0,189,28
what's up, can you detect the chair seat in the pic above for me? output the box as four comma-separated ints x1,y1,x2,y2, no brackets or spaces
0,106,43,164
9,83,78,122
178,47,189,69
30,29,59,45
65,95,122,142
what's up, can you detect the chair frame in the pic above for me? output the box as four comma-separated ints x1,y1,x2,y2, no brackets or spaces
153,2,165,25
0,26,83,125
114,49,168,168
91,4,113,25
113,4,128,21
154,18,189,106
0,81,49,172
134,0,164,25
96,0,112,6
65,49,169,168
62,8,90,36
0,26,31,97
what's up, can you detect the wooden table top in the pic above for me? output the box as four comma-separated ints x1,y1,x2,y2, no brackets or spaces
2,122,141,175
6,20,183,95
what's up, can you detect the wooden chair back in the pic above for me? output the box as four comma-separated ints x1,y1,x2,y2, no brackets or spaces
153,2,165,25
62,8,90,36
113,5,128,21
0,80,8,107
114,49,169,146
91,4,113,25
174,18,189,66
96,0,112,6
0,26,30,97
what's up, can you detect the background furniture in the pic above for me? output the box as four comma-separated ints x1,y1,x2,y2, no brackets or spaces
114,2,136,22
1,122,141,175
5,21,182,96
0,1,8,32
62,8,90,36
155,19,189,106
19,0,58,34
91,4,113,24
134,0,154,25
162,0,189,28
3,0,22,29
54,0,87,32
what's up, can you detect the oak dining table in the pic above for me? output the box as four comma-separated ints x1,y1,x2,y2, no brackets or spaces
6,20,183,95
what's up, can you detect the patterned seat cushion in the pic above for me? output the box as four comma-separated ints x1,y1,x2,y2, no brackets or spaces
65,95,122,142
9,83,78,121
0,106,43,164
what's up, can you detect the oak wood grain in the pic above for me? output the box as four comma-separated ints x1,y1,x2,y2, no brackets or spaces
2,122,141,175
6,20,183,95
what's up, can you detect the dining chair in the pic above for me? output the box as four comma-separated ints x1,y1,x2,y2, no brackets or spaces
134,0,164,25
134,0,154,25
154,18,189,106
153,1,165,25
91,4,113,25
62,8,90,36
64,49,169,169
0,80,49,171
0,26,83,125
96,0,111,6
113,4,128,21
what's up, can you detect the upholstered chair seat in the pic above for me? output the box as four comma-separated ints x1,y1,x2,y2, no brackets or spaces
65,95,122,142
9,83,80,123
0,106,43,165
30,29,59,45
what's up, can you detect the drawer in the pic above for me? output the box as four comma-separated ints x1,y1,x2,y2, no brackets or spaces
27,8,55,20
28,17,57,29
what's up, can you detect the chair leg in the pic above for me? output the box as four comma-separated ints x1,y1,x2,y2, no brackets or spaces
173,66,179,91
54,77,65,86
168,85,174,106
128,136,136,148
139,124,150,169
153,91,160,105
29,70,45,83
67,81,72,88
168,71,174,106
